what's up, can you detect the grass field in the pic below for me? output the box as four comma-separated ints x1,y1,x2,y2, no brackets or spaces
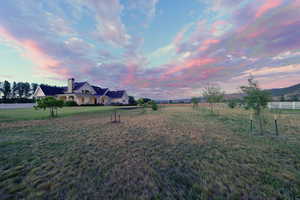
0,106,123,122
0,105,299,199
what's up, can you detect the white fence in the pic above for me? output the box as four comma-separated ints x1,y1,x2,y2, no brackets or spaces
268,102,300,110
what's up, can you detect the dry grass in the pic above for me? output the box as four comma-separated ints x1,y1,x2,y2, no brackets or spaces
0,106,299,199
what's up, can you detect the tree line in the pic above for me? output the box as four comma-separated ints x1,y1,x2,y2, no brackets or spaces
0,80,39,103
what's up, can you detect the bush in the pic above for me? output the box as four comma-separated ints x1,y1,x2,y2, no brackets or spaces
228,100,237,109
151,101,158,111
64,101,78,107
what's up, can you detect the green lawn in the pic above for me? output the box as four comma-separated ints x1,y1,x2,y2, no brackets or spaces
0,106,122,122
0,105,299,199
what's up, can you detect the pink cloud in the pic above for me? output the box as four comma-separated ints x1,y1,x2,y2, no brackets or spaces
0,26,69,78
122,63,138,85
255,0,283,18
165,58,216,75
198,39,220,51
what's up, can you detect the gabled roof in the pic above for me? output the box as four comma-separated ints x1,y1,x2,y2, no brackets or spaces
106,90,125,99
73,82,88,90
92,86,108,95
40,85,65,96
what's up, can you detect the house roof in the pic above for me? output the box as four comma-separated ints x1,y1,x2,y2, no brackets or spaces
39,81,126,98
40,85,65,96
92,86,108,95
106,90,125,99
73,82,87,90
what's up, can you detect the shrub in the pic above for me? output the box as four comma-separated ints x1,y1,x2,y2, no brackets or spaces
228,100,237,109
151,101,158,111
64,101,78,107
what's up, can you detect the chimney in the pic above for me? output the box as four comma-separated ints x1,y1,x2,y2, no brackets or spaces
68,78,74,93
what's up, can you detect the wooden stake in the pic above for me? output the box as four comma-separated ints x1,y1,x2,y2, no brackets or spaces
275,119,279,136
249,113,253,134
250,119,253,134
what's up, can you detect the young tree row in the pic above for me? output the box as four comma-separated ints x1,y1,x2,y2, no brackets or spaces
192,77,271,135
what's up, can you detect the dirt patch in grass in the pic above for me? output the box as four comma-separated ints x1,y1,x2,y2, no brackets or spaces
0,106,299,199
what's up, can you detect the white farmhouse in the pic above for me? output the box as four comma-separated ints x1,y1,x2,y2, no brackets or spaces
33,78,129,105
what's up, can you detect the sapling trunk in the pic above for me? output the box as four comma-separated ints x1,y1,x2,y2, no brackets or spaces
50,107,54,118
256,108,264,135
259,114,264,135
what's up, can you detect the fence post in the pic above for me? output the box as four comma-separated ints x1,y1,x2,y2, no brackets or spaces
293,102,296,110
279,102,282,109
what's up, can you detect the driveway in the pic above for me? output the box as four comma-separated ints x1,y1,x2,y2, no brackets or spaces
0,103,36,109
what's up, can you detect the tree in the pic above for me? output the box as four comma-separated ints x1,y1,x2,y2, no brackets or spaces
150,101,158,111
16,82,25,98
240,77,271,134
202,84,224,113
34,97,64,117
137,98,145,106
23,82,31,97
137,98,147,113
2,80,11,99
191,97,199,109
12,82,17,98
142,98,152,103
31,83,39,95
128,96,137,105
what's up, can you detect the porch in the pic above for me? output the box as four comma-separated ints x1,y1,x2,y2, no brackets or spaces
57,94,99,105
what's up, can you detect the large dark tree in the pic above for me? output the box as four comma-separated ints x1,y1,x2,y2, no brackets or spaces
2,80,11,99
16,82,25,98
128,96,137,105
31,83,39,94
12,82,17,98
23,82,31,97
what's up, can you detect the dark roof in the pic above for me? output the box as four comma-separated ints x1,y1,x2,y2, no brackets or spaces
40,85,65,96
73,82,87,90
106,90,125,98
92,86,108,95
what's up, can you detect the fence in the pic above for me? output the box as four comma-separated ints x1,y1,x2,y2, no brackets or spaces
268,102,300,110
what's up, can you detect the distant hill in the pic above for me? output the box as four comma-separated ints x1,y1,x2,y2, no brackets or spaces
155,82,300,103
266,83,300,97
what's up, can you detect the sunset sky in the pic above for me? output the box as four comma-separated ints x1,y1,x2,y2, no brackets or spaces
0,0,300,99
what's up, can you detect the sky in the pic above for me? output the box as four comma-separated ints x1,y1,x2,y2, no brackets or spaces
0,0,300,99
